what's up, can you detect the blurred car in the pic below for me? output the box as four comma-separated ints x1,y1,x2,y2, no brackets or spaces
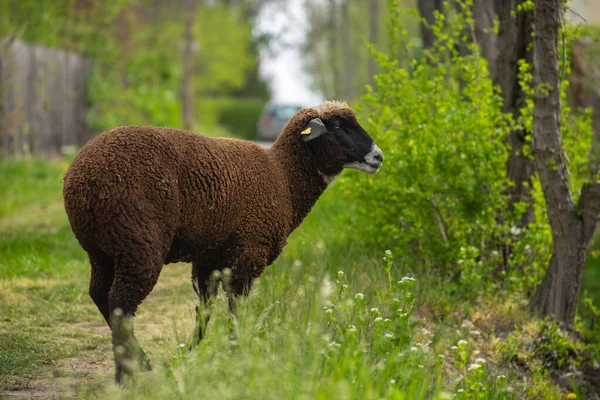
257,102,306,141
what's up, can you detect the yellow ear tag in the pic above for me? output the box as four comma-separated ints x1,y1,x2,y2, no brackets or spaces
301,127,312,135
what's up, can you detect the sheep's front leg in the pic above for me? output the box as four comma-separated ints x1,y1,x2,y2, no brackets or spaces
225,248,269,338
191,263,219,345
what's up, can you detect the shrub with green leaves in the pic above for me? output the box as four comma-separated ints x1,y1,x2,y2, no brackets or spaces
340,1,513,289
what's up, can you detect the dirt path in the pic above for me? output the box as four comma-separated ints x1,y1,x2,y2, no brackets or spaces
1,263,197,399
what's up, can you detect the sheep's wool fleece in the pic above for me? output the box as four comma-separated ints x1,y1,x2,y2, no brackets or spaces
63,104,339,300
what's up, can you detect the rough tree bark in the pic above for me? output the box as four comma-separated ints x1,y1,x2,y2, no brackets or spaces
418,0,444,49
495,0,535,227
341,0,355,100
182,0,196,131
472,0,496,76
368,0,378,87
327,0,341,98
529,0,600,326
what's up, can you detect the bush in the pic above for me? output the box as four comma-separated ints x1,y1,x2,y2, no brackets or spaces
339,1,514,290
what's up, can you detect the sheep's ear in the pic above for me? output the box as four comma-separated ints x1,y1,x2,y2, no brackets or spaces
300,118,328,142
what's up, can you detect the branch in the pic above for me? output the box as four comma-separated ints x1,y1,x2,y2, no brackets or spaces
579,181,600,244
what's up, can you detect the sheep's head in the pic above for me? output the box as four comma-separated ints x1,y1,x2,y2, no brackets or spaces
299,100,383,176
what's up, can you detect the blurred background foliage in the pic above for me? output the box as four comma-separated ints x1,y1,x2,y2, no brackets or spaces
0,0,272,137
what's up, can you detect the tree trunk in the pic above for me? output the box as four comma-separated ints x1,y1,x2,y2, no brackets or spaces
341,0,355,100
182,0,196,131
495,0,535,227
529,0,600,326
472,0,496,76
328,0,341,98
368,0,378,87
418,0,444,49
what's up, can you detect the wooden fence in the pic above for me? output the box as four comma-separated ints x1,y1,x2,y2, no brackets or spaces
0,39,93,157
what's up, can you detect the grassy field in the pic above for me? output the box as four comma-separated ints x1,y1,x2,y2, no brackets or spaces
0,158,584,399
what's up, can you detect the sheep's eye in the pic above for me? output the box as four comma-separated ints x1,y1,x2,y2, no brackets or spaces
333,121,341,129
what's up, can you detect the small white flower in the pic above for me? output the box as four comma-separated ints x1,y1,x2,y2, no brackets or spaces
390,378,396,384
384,332,394,339
457,389,465,393
384,249,392,256
492,250,499,256
293,259,303,267
348,325,357,332
355,293,364,300
438,354,445,359
374,317,383,323
328,341,341,349
342,284,348,291
370,307,380,314
468,363,482,371
475,358,486,364
410,346,418,352
510,226,522,236
179,343,186,348
418,364,424,369
325,308,334,314
383,318,391,323
457,340,468,346
337,270,345,279
450,346,458,350
497,375,506,380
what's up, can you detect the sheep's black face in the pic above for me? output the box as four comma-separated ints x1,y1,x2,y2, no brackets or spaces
328,116,383,174
302,115,383,175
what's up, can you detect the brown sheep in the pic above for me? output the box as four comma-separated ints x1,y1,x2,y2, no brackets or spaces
62,100,383,382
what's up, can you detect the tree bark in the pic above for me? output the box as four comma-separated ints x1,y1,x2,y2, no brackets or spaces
341,0,355,100
182,0,196,131
418,0,444,49
495,0,535,227
529,0,600,326
368,0,378,87
327,0,341,98
472,0,496,76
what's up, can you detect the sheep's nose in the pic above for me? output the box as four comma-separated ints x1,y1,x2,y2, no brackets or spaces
373,152,383,163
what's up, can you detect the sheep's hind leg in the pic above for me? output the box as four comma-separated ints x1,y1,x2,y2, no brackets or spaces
88,254,115,326
191,264,219,345
108,262,161,383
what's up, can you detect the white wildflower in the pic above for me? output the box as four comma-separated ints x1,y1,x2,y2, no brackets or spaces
457,389,465,393
293,259,303,267
410,346,418,352
475,358,486,364
370,307,380,314
450,346,458,350
337,270,344,279
384,332,394,339
374,317,383,323
355,293,364,300
457,340,468,346
418,364,424,369
348,325,357,332
510,226,522,236
468,363,482,371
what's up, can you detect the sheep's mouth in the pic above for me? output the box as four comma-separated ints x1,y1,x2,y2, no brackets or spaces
344,161,381,174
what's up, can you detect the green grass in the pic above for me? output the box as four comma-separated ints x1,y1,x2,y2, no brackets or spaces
0,159,570,399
